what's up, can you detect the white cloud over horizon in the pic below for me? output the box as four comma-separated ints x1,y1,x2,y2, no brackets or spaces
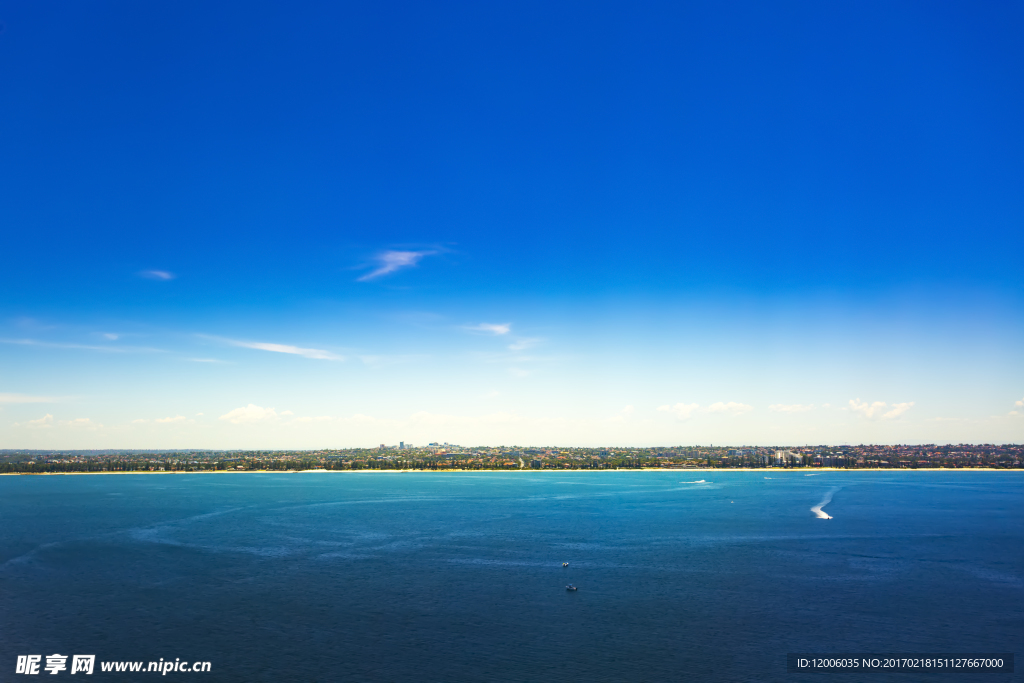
658,402,753,420
63,417,101,429
17,414,54,429
848,399,915,420
219,404,280,424
769,403,815,413
707,401,754,415
6,397,1020,447
155,415,188,424
291,415,333,424
658,403,700,420
607,405,636,424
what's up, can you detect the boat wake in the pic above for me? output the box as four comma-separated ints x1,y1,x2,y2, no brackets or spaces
680,480,706,484
811,487,840,519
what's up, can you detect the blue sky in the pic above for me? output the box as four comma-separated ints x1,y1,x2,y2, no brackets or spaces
1,0,1022,448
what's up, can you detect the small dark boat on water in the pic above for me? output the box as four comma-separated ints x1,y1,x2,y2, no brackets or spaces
566,584,577,591
562,562,569,567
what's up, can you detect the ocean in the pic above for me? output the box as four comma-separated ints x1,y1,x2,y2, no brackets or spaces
1,471,1021,681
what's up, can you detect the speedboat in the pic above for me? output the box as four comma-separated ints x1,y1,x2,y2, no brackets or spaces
566,584,577,591
562,562,569,567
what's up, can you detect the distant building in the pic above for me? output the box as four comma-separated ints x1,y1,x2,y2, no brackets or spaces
774,450,802,465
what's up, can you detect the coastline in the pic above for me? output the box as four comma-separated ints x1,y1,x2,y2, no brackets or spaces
2,467,1020,476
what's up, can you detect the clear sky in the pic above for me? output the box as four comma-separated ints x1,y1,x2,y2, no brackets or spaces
1,1,1022,448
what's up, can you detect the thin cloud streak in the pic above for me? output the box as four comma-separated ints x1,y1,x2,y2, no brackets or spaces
0,338,165,353
204,336,343,361
466,323,511,335
769,403,815,413
508,337,542,351
0,393,63,404
357,250,435,281
138,270,175,280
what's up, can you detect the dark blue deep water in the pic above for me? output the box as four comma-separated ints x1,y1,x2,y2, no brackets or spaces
1,471,1022,682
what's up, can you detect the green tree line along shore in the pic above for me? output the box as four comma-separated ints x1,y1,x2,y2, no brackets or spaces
2,444,1021,474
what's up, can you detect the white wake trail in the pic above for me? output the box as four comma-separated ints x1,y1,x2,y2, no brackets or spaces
811,487,840,519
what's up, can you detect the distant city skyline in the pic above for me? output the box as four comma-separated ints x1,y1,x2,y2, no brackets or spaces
1,1,1021,448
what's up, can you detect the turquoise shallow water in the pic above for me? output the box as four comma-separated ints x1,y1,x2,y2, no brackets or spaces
1,471,1021,681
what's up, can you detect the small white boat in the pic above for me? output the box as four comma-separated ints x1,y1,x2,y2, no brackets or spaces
562,562,569,567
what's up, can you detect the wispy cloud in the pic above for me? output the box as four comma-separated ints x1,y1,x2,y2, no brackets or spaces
184,358,227,363
882,402,914,419
15,414,54,429
12,317,58,331
0,393,61,404
847,398,915,420
238,341,341,360
0,338,164,353
707,401,753,415
358,354,427,368
847,399,887,419
103,333,119,340
208,336,343,361
291,415,334,424
357,250,435,282
138,270,175,280
658,403,700,420
658,402,752,419
769,403,815,413
62,417,101,429
607,405,636,424
155,415,188,424
466,323,511,335
508,337,542,351
409,411,525,427
219,404,280,424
